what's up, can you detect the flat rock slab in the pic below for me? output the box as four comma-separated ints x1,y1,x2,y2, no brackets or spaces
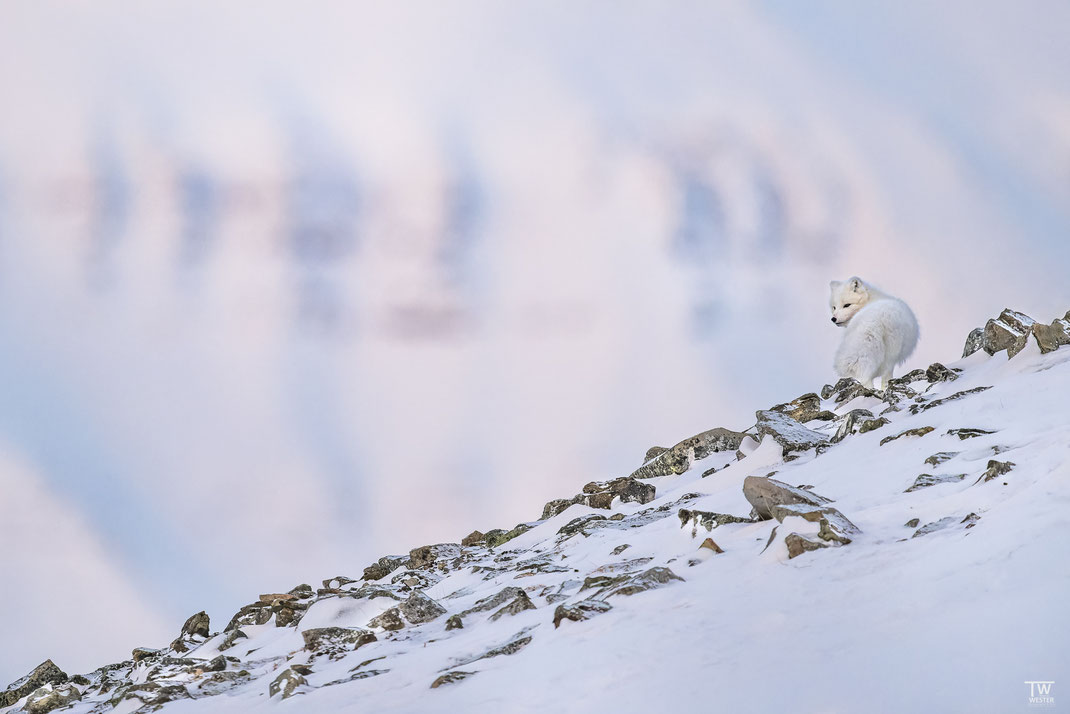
755,410,830,456
743,476,832,521
629,427,750,480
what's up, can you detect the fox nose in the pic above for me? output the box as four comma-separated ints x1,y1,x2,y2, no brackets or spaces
831,317,838,324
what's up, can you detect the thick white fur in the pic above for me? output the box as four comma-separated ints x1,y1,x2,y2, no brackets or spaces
829,277,919,390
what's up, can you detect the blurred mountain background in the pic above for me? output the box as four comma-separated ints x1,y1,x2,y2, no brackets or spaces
1,0,1068,681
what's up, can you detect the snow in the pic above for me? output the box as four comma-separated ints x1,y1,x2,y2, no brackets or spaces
4,341,1064,713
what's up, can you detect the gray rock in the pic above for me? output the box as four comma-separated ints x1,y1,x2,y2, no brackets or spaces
540,498,580,519
768,503,860,545
391,569,441,591
820,378,879,405
322,575,356,590
2,663,70,710
911,516,957,538
770,393,832,424
580,477,657,508
755,410,830,457
362,555,408,582
677,508,753,537
975,459,1015,484
925,451,960,466
784,532,830,558
831,409,874,443
430,671,475,689
629,427,751,480
742,476,832,521
489,591,536,621
445,615,463,631
946,428,995,440
485,524,533,548
905,518,920,528
553,599,613,628
409,543,461,570
268,668,305,699
23,683,82,714
1032,317,1070,354
460,530,485,546
983,309,1036,358
925,363,959,382
905,473,967,492
557,514,608,538
610,544,631,555
170,610,211,652
368,607,405,631
223,602,270,632
398,591,447,624
603,567,684,598
303,627,377,659
131,647,162,663
203,655,226,672
858,417,890,433
455,630,534,666
643,446,669,462
460,587,527,617
879,426,934,446
962,327,985,357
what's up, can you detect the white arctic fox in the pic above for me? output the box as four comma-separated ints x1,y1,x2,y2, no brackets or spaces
829,277,919,390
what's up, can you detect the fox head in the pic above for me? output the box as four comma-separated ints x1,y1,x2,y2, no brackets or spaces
829,277,870,327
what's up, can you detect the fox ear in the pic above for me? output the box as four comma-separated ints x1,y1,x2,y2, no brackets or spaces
848,277,863,291
829,280,843,290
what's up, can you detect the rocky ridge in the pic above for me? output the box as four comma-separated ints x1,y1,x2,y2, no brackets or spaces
2,306,1068,713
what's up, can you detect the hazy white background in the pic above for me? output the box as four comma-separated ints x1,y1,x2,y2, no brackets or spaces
1,0,1068,681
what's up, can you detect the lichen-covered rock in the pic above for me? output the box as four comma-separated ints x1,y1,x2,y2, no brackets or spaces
677,508,753,537
831,408,874,443
879,426,934,446
742,476,832,521
553,599,613,627
409,543,461,570
431,671,475,689
489,590,536,621
22,683,82,714
770,392,831,424
268,668,305,699
171,610,211,652
460,530,485,546
975,459,1015,484
398,591,447,624
368,607,405,631
643,446,669,462
302,627,377,659
445,615,463,631
905,473,967,492
484,524,533,548
755,410,830,457
362,555,408,582
629,427,751,480
1,662,68,710
540,498,581,519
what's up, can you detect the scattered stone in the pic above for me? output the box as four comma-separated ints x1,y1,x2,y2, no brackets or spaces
608,513,625,521
302,628,377,660
553,599,613,628
409,543,461,570
742,476,832,521
858,417,890,433
322,575,356,590
678,508,753,537
391,569,441,591
925,451,960,466
581,477,657,509
268,668,306,699
820,378,879,405
398,592,447,624
946,428,996,440
603,567,684,598
785,533,829,558
368,608,405,631
905,518,920,528
879,426,935,446
629,427,751,480
22,683,82,714
288,583,314,598
558,514,608,538
975,460,1015,484
770,393,830,423
485,524,533,548
1,661,68,709
643,446,669,462
223,602,270,631
431,671,475,689
445,615,463,631
925,363,959,382
832,409,875,443
905,473,967,492
461,587,527,617
461,530,486,546
963,327,985,357
1032,317,1070,354
961,513,981,529
362,555,408,582
755,410,830,457
131,648,163,663
909,386,992,415
540,498,579,520
984,309,1036,358
489,591,536,621
610,544,631,555
170,610,211,652
769,503,860,544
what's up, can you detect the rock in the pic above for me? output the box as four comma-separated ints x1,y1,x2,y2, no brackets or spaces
975,459,1015,484
485,524,533,548
431,671,475,689
603,567,683,598
905,518,920,528
540,498,580,520
742,476,832,521
984,309,1036,358
363,555,408,582
460,587,527,617
202,656,226,673
1032,317,1070,353
629,427,751,480
947,428,996,440
288,583,314,598
961,512,981,528
643,446,669,462
686,537,725,566
553,599,613,627
910,386,993,415
580,477,657,508
302,627,377,658
322,575,356,590
23,684,81,714
962,327,985,357
171,610,211,651
274,606,300,628
258,592,295,604
770,393,829,423
879,426,934,446
409,543,461,570
610,544,630,555
769,503,860,545
398,592,447,624
461,530,486,546
391,569,441,591
445,615,463,631
223,602,270,632
925,451,960,466
755,410,829,457
1,661,68,709
905,473,967,492
458,630,535,665
911,517,956,538
368,607,405,631
678,508,753,537
831,408,874,443
925,363,959,382
820,377,879,405
268,668,306,699
785,533,829,558
858,417,890,433
489,591,536,621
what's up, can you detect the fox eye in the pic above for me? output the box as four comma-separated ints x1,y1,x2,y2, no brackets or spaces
843,303,852,308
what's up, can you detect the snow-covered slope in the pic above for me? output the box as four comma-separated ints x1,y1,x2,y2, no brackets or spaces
4,307,1067,714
